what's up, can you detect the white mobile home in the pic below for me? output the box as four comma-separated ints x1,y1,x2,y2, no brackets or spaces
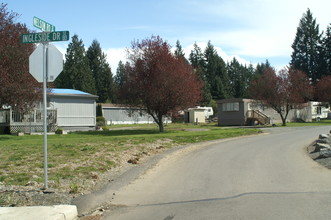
100,104,171,125
49,89,98,131
0,88,98,134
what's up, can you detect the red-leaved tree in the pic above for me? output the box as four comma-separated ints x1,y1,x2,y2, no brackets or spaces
315,75,331,103
0,4,41,111
120,36,202,132
249,67,313,126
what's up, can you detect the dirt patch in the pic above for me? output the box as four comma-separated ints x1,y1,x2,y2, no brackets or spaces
0,139,173,207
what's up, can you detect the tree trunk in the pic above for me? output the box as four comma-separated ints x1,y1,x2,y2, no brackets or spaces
280,114,287,126
158,114,164,132
147,111,164,132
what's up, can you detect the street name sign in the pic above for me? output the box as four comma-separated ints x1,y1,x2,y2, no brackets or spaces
21,31,70,44
33,16,56,32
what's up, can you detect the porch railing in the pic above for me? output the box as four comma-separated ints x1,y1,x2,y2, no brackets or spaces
0,109,57,133
246,110,270,125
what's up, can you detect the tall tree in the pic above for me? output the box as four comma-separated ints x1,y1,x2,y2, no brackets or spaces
120,36,202,132
204,41,229,99
114,61,129,87
87,40,113,102
290,8,322,82
319,24,331,77
113,60,130,103
249,67,313,126
255,60,271,77
174,40,186,61
55,34,96,94
189,42,211,105
0,3,41,110
227,58,253,98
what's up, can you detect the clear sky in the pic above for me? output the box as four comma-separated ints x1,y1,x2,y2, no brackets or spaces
5,0,331,72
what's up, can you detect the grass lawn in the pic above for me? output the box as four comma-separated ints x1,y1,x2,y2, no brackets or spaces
0,123,260,190
279,119,331,127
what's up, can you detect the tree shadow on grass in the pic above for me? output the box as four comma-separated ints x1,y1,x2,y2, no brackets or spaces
0,136,11,141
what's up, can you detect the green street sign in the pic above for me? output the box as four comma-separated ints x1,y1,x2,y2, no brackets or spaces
33,16,56,32
21,31,70,44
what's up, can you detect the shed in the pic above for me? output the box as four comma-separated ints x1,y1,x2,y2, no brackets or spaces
184,108,206,123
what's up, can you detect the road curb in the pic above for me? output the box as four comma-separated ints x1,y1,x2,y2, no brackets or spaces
0,205,78,220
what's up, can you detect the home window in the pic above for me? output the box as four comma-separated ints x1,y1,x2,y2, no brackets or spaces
222,102,239,111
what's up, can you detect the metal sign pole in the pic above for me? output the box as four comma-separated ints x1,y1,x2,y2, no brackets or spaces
23,16,69,189
43,42,48,189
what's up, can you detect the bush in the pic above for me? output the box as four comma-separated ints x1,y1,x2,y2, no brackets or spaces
96,116,106,126
55,127,66,134
101,126,109,131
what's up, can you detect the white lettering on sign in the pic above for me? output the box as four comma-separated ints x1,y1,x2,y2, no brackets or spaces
22,33,50,43
52,32,61,41
21,31,69,43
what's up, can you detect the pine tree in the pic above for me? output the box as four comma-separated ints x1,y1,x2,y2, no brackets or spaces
114,61,128,87
55,34,96,94
174,40,187,62
255,60,272,78
87,40,114,103
188,43,211,105
320,24,331,76
227,58,252,98
290,8,322,82
204,41,229,99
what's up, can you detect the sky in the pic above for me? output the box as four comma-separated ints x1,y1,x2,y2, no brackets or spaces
5,0,331,72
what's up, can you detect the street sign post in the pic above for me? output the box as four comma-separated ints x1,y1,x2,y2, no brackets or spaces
21,18,69,189
33,16,56,32
21,31,70,44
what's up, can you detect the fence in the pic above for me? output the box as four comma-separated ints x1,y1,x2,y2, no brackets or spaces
0,109,57,133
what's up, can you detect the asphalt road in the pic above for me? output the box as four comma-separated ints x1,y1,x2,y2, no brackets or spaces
102,126,331,220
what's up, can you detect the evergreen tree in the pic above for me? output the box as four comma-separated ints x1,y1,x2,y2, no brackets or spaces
55,34,96,94
290,8,322,82
320,24,331,76
114,61,129,87
174,40,187,62
255,60,271,77
87,40,114,103
189,43,211,105
189,42,205,68
227,58,252,98
204,41,229,99
114,61,130,103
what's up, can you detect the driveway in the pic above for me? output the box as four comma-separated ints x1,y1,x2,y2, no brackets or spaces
99,126,331,219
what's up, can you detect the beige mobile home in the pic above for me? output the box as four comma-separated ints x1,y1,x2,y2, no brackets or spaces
217,98,329,126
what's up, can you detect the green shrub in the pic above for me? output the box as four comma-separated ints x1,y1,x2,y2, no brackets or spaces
55,127,63,134
96,116,106,126
101,126,109,131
